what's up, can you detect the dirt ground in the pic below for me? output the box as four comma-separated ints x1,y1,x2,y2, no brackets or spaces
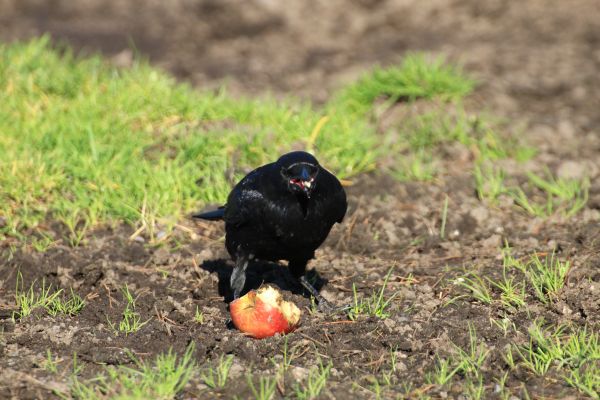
1,0,600,399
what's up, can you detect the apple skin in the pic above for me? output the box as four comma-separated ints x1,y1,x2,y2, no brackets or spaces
230,286,301,339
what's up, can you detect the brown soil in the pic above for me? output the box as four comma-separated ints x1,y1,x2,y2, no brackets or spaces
1,1,600,399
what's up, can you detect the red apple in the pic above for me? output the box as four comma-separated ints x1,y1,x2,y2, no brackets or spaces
229,285,301,339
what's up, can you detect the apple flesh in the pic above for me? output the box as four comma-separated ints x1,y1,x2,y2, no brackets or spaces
230,285,301,339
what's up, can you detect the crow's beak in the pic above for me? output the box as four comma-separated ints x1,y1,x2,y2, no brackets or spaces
303,180,312,198
300,167,310,181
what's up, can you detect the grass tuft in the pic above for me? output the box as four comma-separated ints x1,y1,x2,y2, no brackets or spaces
69,344,196,399
348,267,398,320
510,171,589,218
47,288,86,317
107,285,150,335
200,355,234,389
334,54,475,115
246,374,277,400
12,272,85,319
293,359,332,400
514,319,599,398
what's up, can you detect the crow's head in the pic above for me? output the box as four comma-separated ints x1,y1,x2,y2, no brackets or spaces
278,151,320,198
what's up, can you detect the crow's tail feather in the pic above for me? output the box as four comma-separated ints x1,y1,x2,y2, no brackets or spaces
192,207,225,221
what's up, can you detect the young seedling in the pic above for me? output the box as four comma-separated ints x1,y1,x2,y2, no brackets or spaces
13,272,63,320
270,336,294,382
452,324,490,379
43,349,60,374
293,359,332,400
526,252,570,304
425,356,461,386
348,267,398,320
514,319,599,385
47,288,86,317
107,285,150,335
510,171,589,218
451,271,493,305
200,354,234,389
564,362,600,399
194,305,204,324
380,347,399,386
494,371,511,400
426,325,489,389
474,163,507,203
490,315,516,337
246,374,277,400
488,267,526,308
465,375,486,400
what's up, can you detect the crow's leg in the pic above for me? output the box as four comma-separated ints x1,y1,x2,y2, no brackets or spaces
230,250,250,300
289,259,334,313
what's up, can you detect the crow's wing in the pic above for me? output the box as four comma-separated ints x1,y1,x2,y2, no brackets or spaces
223,167,267,227
334,185,348,223
319,168,348,224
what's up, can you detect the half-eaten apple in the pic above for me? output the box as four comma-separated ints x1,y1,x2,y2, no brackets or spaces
229,285,301,339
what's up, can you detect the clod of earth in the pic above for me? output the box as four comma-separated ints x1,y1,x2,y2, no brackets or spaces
229,285,301,339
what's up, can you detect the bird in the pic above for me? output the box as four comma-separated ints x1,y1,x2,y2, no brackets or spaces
193,151,347,311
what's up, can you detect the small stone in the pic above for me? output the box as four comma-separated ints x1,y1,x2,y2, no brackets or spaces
557,161,586,180
557,120,576,139
290,366,310,381
481,234,502,249
229,361,244,378
384,318,396,329
469,206,489,225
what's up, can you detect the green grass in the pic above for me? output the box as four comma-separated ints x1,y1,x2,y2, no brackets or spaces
13,273,62,319
0,37,477,246
348,267,398,320
506,249,571,304
451,247,570,307
451,271,493,305
293,359,332,400
474,163,507,203
388,106,516,181
193,305,204,324
452,324,490,379
425,356,462,386
333,54,475,115
245,374,277,400
565,362,600,399
107,285,150,335
425,325,490,398
12,272,85,319
44,349,60,374
511,320,600,397
200,355,234,389
475,166,589,217
510,171,589,218
47,288,86,317
68,344,196,399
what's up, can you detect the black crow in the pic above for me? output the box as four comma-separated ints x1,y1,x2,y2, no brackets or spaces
193,151,347,311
